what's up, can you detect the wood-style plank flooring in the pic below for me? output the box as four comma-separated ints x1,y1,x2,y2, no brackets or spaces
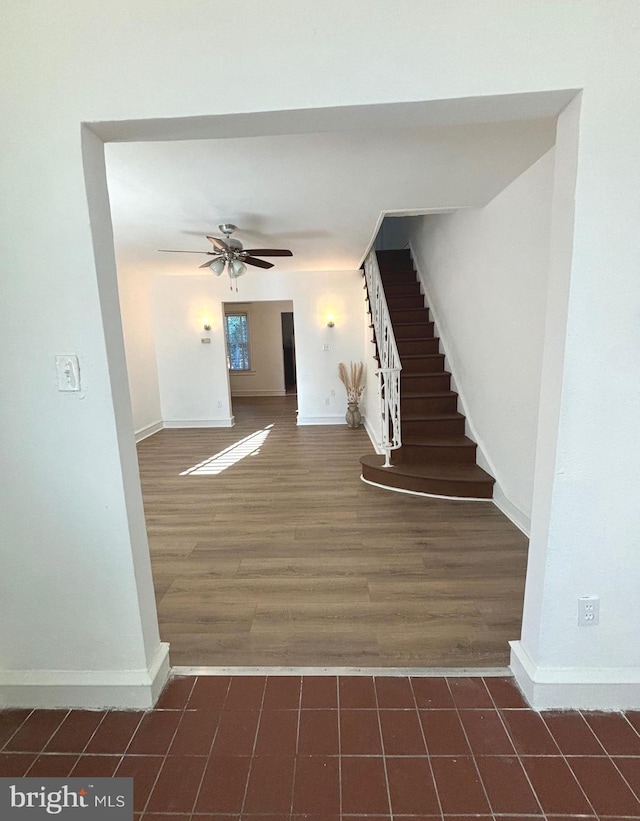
137,396,529,667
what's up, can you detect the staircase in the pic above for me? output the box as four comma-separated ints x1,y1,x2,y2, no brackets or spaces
360,249,495,499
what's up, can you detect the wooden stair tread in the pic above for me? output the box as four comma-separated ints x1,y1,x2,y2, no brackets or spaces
401,434,476,447
400,353,443,360
360,454,494,484
401,390,457,399
402,411,465,422
403,371,450,377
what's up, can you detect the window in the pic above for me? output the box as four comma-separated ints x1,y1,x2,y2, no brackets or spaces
224,312,251,371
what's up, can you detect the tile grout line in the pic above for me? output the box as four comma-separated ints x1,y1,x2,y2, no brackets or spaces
288,675,303,818
22,710,71,775
336,676,343,820
190,673,230,815
372,676,396,821
610,711,640,803
0,709,34,753
484,681,548,818
106,709,146,779
409,675,445,821
488,683,598,819
68,708,116,777
135,684,193,818
238,674,268,818
173,675,214,818
446,677,502,819
577,709,640,809
554,717,619,818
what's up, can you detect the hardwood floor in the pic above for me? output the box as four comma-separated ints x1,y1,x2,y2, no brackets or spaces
137,396,529,667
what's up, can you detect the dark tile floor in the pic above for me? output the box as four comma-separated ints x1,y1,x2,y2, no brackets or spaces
1,675,640,820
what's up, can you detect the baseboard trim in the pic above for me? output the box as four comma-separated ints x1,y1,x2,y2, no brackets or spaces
297,415,346,426
363,417,384,455
493,484,531,535
231,390,286,397
135,420,163,443
510,640,640,710
163,418,235,428
0,643,170,710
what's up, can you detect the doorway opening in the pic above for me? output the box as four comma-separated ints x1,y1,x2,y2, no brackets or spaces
281,311,297,394
222,300,296,413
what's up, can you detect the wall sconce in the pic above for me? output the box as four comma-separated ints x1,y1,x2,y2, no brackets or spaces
326,315,335,328
203,319,212,331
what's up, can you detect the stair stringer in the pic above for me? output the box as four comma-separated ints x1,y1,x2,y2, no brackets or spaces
407,240,531,535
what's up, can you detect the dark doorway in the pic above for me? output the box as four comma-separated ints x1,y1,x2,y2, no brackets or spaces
281,311,296,394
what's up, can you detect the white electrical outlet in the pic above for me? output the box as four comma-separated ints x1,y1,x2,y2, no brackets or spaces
322,344,330,351
55,355,81,391
578,596,599,626
330,389,335,396
324,398,330,405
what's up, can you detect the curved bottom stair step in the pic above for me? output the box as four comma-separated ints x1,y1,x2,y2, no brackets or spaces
396,434,478,464
360,454,495,499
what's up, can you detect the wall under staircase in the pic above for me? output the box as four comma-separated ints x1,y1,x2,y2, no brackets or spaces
360,249,495,499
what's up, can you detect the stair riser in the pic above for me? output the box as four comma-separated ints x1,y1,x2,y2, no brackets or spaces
376,250,411,261
390,308,430,323
361,463,493,499
402,356,446,374
395,444,477,465
386,296,425,310
401,395,458,415
397,339,440,356
402,374,451,392
384,283,421,297
394,322,435,339
402,417,465,436
380,271,417,283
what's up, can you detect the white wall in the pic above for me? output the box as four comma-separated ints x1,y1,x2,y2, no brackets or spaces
2,0,640,709
408,149,555,531
153,271,364,426
227,300,292,397
117,269,162,437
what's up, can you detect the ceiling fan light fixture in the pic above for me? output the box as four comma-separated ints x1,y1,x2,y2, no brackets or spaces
229,259,247,278
209,258,226,276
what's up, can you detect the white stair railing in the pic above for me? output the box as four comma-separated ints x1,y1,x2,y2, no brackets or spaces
364,250,402,466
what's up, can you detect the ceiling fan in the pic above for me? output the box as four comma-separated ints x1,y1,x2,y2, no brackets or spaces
158,224,293,282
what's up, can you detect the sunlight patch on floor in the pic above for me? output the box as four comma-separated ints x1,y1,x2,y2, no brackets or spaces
180,424,274,476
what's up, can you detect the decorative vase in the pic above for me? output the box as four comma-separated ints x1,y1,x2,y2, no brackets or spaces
345,402,362,429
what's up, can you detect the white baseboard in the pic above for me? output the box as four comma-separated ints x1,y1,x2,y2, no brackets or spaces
297,415,346,426
0,643,170,710
231,390,286,397
163,418,235,428
510,640,640,710
135,420,163,443
363,417,384,455
493,484,531,535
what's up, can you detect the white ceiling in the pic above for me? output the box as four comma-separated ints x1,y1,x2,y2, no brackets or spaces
105,102,562,278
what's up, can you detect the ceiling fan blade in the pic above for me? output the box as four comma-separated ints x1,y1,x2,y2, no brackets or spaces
158,249,212,254
206,235,229,252
244,248,293,257
243,256,274,269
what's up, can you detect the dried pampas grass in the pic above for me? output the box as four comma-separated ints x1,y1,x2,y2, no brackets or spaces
338,361,365,403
